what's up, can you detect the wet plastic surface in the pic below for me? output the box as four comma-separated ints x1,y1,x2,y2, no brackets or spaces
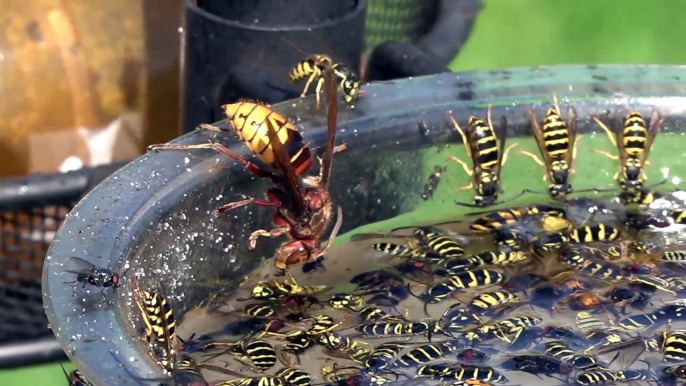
43,65,686,385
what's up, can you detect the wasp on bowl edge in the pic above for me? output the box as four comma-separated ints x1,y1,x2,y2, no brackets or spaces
446,105,520,207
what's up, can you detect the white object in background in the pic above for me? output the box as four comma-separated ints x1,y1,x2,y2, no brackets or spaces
78,117,122,167
58,156,84,173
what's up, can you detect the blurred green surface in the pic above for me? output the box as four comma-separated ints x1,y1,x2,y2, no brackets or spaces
12,0,686,384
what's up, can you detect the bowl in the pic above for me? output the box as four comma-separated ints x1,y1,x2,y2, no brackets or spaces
43,65,686,385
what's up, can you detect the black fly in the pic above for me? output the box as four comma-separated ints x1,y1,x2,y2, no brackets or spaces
64,256,120,294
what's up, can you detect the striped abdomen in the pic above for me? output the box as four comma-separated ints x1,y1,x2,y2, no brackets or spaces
223,102,312,174
469,118,500,170
542,108,569,159
622,112,648,157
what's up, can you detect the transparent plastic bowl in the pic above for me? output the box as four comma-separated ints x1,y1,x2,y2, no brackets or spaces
43,65,686,385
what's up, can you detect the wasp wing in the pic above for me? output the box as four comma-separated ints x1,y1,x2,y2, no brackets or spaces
564,104,579,171
640,110,664,168
319,66,339,189
264,111,306,217
589,337,645,371
526,106,556,180
492,108,508,184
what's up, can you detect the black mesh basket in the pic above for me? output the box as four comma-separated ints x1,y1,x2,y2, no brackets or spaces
8,0,481,368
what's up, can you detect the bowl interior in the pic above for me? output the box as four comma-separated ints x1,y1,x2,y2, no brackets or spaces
43,66,686,385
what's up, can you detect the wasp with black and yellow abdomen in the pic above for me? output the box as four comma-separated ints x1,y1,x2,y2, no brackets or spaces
446,105,520,207
468,204,567,232
519,94,579,197
393,341,459,368
132,281,177,372
355,319,448,341
370,242,443,262
148,68,345,273
409,268,505,316
289,53,361,108
414,227,465,259
591,109,664,192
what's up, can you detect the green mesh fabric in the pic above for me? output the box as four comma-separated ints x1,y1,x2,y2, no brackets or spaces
365,0,436,53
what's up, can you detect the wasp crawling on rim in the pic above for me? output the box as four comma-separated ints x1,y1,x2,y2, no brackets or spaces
147,68,345,273
446,105,520,207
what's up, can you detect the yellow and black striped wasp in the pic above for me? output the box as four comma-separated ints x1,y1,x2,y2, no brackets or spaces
447,105,519,207
284,38,362,108
520,94,579,197
591,109,664,192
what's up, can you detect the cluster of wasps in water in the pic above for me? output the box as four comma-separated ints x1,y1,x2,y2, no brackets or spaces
59,39,686,385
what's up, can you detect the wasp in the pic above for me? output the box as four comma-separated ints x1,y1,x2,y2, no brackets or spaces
557,248,631,282
148,69,344,272
355,320,448,341
520,94,579,197
216,375,285,386
60,364,93,386
239,276,328,302
351,269,404,291
321,364,396,386
417,364,508,383
133,286,177,371
414,227,465,259
422,165,446,200
465,290,521,314
64,256,120,293
318,331,370,363
618,187,664,205
409,269,505,315
289,53,361,108
357,306,406,324
591,110,664,192
435,251,526,276
501,354,572,377
370,242,443,261
205,339,285,371
544,341,601,370
328,293,364,311
393,341,459,368
447,105,519,207
463,315,542,345
468,204,567,232
364,342,406,374
653,330,686,363
534,224,622,255
276,367,312,386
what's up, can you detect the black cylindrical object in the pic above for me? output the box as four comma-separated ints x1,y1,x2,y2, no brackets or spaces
366,40,450,81
181,0,368,134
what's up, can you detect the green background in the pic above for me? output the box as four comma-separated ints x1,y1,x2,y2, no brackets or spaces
14,0,686,384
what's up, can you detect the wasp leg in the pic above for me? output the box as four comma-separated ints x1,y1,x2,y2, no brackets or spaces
591,149,620,160
314,77,325,109
147,141,272,178
591,115,618,147
518,150,547,181
249,227,291,250
446,156,474,176
571,134,583,176
215,198,282,216
300,72,319,98
501,143,520,166
456,182,474,193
